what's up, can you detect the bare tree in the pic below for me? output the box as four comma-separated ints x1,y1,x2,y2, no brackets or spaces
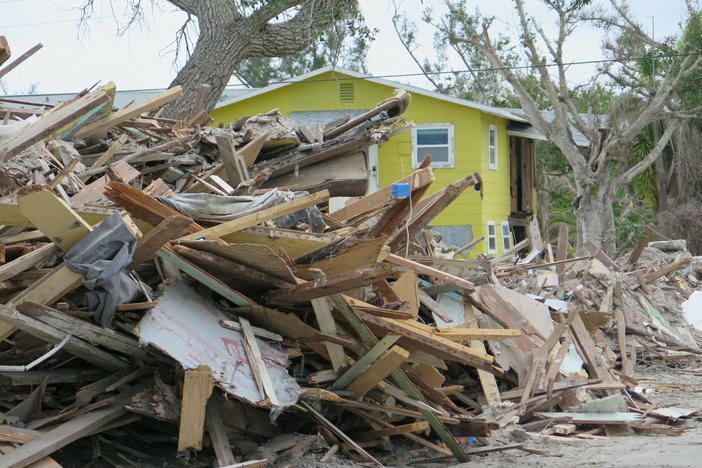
399,0,702,252
81,0,358,116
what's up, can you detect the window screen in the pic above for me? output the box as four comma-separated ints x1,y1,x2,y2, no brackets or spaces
414,125,454,168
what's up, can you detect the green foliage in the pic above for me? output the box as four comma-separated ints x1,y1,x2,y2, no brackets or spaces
236,8,376,87
612,191,657,251
631,125,658,207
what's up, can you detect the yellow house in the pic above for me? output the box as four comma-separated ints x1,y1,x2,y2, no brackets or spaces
212,67,537,256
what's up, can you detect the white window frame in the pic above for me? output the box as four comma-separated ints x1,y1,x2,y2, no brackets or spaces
488,124,498,170
501,221,511,251
486,221,497,254
412,123,455,169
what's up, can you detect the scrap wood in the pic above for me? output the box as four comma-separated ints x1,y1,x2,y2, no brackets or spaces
265,266,394,306
0,42,42,80
385,254,475,292
177,189,330,242
178,365,214,451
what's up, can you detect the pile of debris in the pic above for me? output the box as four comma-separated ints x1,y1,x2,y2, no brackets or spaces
0,37,699,468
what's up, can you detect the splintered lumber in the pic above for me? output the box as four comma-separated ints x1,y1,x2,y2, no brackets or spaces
0,383,145,468
75,86,183,139
87,134,128,172
643,257,691,283
6,265,82,308
326,294,469,462
0,305,127,371
265,266,394,306
17,302,144,359
626,225,654,267
0,243,59,282
70,161,140,206
215,132,243,184
206,394,236,467
570,316,615,382
387,173,481,250
354,421,430,442
178,365,214,451
463,303,501,404
219,320,282,342
177,190,330,242
330,167,435,223
105,181,204,234
156,248,253,307
353,309,495,371
18,187,92,252
0,88,107,162
434,327,521,341
130,215,192,266
391,270,419,316
240,317,280,406
310,297,346,373
347,346,410,397
0,42,42,80
419,290,454,323
299,401,382,467
331,335,401,390
385,254,474,292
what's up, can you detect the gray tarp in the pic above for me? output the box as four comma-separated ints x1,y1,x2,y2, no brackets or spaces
157,189,325,231
64,212,146,327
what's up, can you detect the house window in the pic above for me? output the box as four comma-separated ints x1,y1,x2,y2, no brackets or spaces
501,221,511,251
487,221,497,253
488,124,497,170
412,123,454,168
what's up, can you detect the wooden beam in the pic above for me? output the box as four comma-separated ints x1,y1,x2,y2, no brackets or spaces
129,215,192,266
0,243,59,283
626,224,654,268
0,36,10,66
347,346,409,397
265,267,394,306
178,365,214,451
434,327,521,341
354,421,429,442
0,42,42,80
385,254,474,292
0,383,145,468
18,302,144,359
0,88,107,162
331,335,400,390
0,305,127,371
71,160,140,206
463,303,501,405
87,134,128,172
206,393,236,467
240,317,280,406
310,297,347,373
177,190,330,242
75,86,183,139
330,167,435,223
215,132,243,185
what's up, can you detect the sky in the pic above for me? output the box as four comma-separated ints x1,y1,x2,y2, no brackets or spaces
0,0,694,96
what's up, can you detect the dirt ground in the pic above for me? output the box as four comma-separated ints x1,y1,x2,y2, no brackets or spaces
437,365,702,468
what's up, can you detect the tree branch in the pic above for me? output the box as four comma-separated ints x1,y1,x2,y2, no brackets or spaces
617,120,679,185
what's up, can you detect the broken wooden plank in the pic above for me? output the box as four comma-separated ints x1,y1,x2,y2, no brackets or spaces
0,42,42,80
240,317,280,407
354,421,429,442
331,335,401,390
219,320,283,342
177,190,330,242
0,88,106,162
71,161,140,206
75,86,183,139
385,254,474,292
347,346,409,397
0,383,145,468
129,215,192,266
265,266,394,306
0,243,59,283
310,297,347,373
18,187,92,252
178,365,214,452
534,412,641,424
0,305,127,371
206,393,236,467
555,223,569,276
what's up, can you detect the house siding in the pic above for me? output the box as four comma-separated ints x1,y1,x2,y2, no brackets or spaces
211,70,513,256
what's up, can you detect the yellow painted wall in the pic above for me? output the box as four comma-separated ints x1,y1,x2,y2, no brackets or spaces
212,70,513,254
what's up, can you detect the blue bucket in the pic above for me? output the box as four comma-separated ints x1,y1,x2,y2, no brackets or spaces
391,183,411,198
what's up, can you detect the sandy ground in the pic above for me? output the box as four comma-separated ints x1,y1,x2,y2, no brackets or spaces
437,366,702,468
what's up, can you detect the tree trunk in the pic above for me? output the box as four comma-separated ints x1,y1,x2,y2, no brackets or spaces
164,21,250,117
574,185,616,255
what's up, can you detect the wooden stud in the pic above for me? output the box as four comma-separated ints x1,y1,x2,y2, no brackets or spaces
240,317,280,406
331,335,400,390
347,345,409,397
178,365,214,452
310,297,347,373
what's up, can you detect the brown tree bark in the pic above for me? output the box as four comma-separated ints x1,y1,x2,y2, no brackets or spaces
162,0,354,117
